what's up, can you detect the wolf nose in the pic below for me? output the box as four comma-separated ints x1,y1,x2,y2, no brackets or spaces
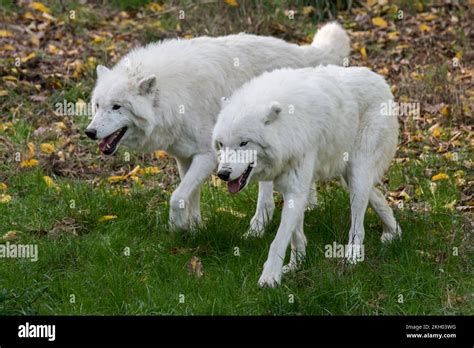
217,169,231,181
85,128,97,140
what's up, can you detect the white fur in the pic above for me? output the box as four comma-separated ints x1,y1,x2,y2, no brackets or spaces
213,65,401,287
86,23,350,232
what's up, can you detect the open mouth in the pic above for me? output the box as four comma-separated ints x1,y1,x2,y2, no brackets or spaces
227,164,253,194
99,127,127,155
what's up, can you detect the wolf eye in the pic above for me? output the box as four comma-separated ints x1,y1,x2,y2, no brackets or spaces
239,141,248,147
217,142,223,149
112,104,121,110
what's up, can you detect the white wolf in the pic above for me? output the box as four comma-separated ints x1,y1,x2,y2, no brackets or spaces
213,65,402,287
85,23,350,233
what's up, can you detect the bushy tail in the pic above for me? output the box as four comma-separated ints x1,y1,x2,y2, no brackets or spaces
310,22,350,66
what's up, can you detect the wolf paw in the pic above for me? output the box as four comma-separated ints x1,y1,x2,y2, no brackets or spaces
168,209,190,231
258,270,282,288
381,224,402,243
282,262,298,274
243,217,266,239
345,243,363,264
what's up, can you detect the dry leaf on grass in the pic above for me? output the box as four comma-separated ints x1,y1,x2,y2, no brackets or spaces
187,256,204,277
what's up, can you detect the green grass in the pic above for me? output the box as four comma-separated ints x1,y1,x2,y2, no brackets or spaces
0,0,472,316
0,163,472,315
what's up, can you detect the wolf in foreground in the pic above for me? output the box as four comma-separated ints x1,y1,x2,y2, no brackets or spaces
213,65,401,287
85,23,350,234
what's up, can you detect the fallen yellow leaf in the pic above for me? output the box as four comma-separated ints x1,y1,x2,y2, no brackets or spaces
40,143,55,154
225,0,239,7
24,11,35,20
42,12,56,21
2,44,15,50
359,47,367,61
48,44,59,54
92,35,105,44
387,31,400,41
99,215,117,222
3,76,17,82
372,17,388,28
130,176,143,186
0,30,13,37
53,122,66,131
139,166,160,175
147,3,163,12
30,34,40,46
431,173,449,181
29,2,51,13
423,13,438,21
107,175,127,184
216,207,246,218
0,183,7,190
419,23,430,32
86,57,97,70
0,90,7,97
20,159,39,168
415,186,423,196
21,52,36,63
0,122,13,131
0,194,12,203
443,152,457,161
27,142,36,157
43,176,55,188
154,150,167,159
440,105,449,117
126,165,141,178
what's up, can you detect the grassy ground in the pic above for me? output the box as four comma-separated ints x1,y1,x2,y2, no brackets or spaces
0,1,472,315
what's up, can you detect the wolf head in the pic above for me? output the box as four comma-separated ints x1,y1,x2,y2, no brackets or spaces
85,63,160,155
213,97,283,193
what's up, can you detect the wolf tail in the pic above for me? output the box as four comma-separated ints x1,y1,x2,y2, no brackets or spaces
309,22,350,66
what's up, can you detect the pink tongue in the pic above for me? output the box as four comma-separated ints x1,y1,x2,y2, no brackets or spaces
99,139,108,152
227,178,241,194
98,133,115,152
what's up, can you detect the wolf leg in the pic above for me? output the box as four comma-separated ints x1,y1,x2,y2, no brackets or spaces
282,219,307,274
243,181,275,239
369,188,401,243
258,158,314,287
169,153,216,231
344,163,372,264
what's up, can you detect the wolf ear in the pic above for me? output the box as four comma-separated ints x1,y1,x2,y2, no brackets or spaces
263,101,282,125
96,65,110,78
220,96,230,108
138,75,156,95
